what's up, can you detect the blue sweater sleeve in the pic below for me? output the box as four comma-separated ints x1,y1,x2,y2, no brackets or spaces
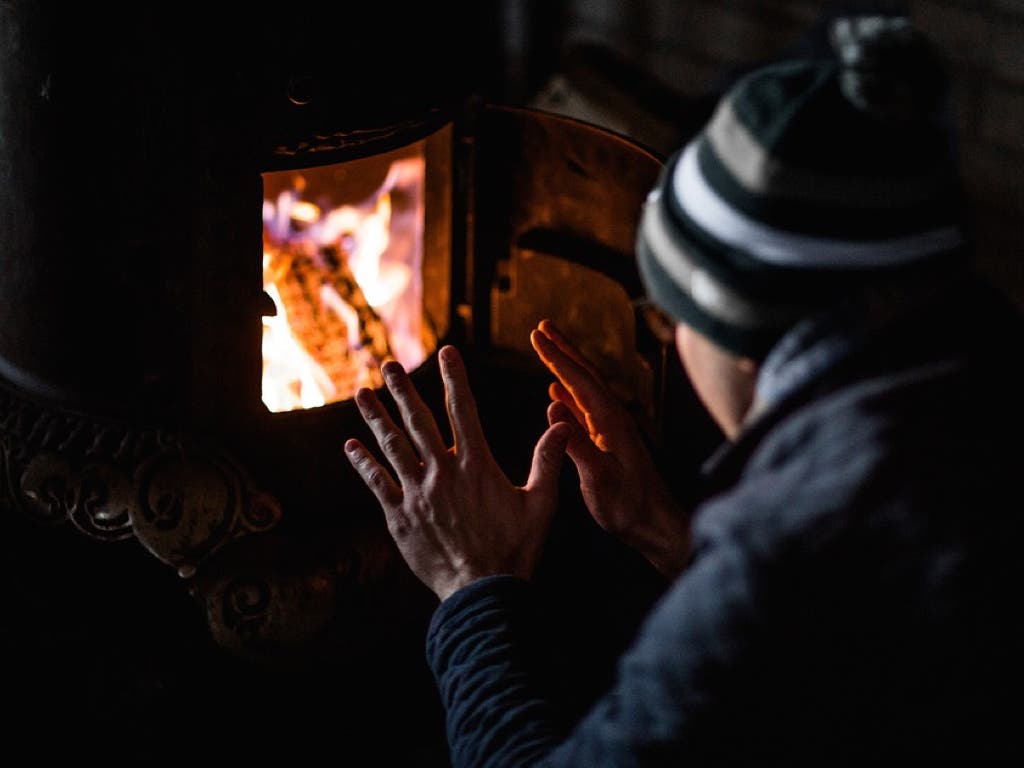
426,542,759,767
426,575,566,767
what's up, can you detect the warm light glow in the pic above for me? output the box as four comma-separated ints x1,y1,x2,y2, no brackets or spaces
289,200,321,224
261,149,428,412
261,279,334,411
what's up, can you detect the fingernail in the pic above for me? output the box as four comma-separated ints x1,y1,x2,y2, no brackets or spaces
440,348,463,376
355,388,373,409
344,440,359,454
381,361,402,381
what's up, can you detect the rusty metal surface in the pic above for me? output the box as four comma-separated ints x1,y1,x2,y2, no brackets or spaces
473,106,665,427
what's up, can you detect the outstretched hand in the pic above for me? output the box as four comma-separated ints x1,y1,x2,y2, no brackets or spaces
345,345,573,601
531,320,690,578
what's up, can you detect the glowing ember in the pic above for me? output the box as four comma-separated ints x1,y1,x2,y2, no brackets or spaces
261,150,428,412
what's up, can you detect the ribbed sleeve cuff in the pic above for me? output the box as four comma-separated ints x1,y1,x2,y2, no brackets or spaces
426,574,532,674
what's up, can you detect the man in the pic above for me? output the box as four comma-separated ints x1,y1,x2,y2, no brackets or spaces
345,17,1023,765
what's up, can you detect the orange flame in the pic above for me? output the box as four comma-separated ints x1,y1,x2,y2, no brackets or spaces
261,153,427,412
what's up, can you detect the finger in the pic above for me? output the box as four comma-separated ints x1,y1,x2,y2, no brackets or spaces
438,346,489,456
547,399,582,430
530,328,608,416
524,422,572,500
548,381,587,428
381,361,448,465
345,438,403,508
537,319,602,380
354,387,423,482
548,400,609,468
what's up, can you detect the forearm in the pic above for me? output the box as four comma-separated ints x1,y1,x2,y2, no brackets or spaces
426,541,760,768
427,576,566,767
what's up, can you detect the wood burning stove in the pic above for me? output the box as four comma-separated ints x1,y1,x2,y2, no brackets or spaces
1,5,716,762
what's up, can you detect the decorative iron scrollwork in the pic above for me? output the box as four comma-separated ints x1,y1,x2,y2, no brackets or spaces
19,454,135,539
0,382,283,576
196,556,337,657
132,449,283,577
0,381,367,657
222,576,274,641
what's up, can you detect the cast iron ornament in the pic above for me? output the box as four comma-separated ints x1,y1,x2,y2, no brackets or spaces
0,382,282,577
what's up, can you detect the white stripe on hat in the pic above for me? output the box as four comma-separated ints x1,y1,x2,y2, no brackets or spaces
640,194,794,328
672,141,963,268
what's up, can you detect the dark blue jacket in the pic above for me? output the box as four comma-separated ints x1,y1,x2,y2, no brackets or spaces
426,275,1024,766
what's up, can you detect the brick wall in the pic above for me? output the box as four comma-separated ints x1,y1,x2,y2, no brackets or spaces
555,0,1024,304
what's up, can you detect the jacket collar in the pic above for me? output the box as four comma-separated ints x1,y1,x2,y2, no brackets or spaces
699,266,965,495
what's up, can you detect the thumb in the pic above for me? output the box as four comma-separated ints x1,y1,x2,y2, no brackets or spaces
549,400,610,476
525,421,573,498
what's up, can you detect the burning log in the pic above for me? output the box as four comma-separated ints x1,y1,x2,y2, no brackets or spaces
264,244,393,408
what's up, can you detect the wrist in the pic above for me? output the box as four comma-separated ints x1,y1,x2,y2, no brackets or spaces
435,570,525,603
624,491,691,579
638,536,690,579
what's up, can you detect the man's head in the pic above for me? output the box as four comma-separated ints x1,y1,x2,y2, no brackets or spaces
636,15,964,435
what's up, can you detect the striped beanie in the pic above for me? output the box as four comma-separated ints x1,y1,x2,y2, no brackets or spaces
637,16,966,359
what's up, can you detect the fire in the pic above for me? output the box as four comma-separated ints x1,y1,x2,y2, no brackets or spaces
261,272,334,411
261,152,428,412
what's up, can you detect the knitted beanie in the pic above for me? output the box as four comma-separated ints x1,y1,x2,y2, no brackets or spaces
636,16,966,359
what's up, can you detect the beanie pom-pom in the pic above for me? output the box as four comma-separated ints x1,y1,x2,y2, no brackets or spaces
829,15,947,122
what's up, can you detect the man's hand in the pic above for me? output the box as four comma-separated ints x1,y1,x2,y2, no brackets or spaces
530,320,690,578
345,345,572,601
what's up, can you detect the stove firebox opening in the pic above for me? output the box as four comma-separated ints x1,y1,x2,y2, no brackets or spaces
260,133,449,413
